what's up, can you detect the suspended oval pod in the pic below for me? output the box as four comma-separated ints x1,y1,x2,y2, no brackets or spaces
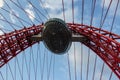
42,18,72,54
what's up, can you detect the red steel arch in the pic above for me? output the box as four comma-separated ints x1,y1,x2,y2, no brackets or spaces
0,23,120,79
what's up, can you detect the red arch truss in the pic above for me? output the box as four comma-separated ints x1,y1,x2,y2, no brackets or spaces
0,23,120,78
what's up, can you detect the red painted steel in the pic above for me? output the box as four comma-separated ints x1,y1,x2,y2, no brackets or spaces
0,23,120,78
0,24,43,67
68,23,120,79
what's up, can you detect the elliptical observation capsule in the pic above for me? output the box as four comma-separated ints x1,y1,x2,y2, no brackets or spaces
42,18,72,54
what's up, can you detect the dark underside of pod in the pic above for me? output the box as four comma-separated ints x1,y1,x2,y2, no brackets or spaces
42,18,72,54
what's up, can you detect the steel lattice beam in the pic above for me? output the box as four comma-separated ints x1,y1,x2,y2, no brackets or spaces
0,25,43,67
68,23,120,79
0,23,120,79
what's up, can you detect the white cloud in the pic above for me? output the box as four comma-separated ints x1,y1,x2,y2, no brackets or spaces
0,24,4,35
0,30,3,35
0,14,3,19
94,72,108,80
0,0,4,8
68,43,90,70
25,4,35,21
9,10,19,23
69,45,81,66
101,0,118,8
0,14,4,35
43,0,64,11
43,3,55,10
42,0,79,22
43,0,78,9
101,0,120,16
